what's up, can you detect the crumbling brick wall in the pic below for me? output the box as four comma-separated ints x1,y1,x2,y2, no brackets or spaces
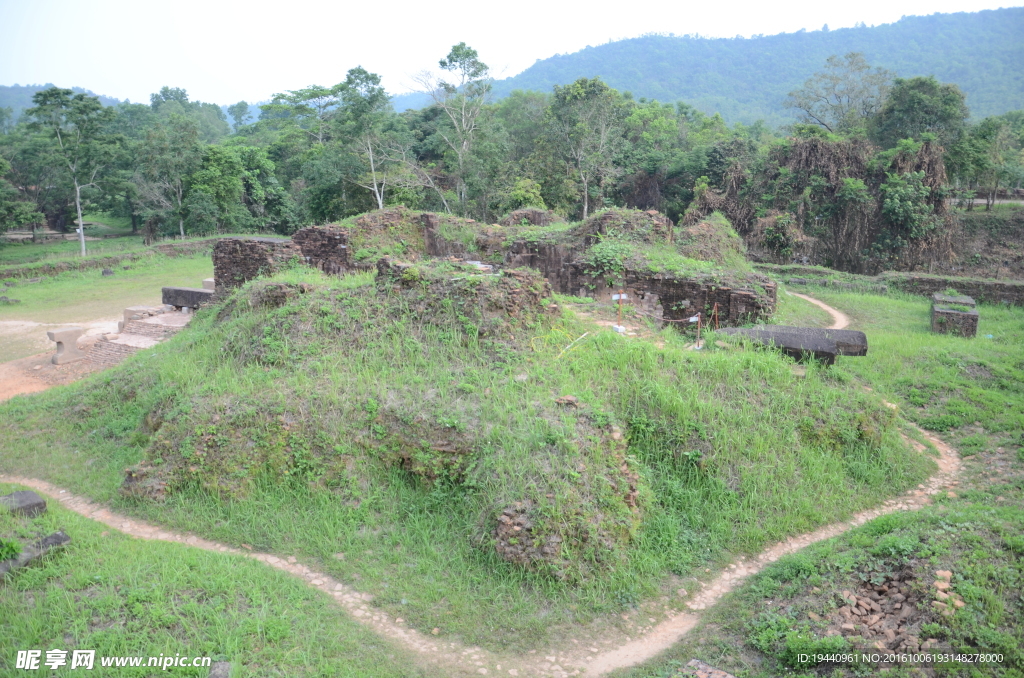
885,273,1024,307
212,237,302,290
505,240,776,326
291,226,353,275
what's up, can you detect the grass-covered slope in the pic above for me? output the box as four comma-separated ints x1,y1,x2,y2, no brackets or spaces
620,289,1024,678
0,261,932,649
0,482,423,678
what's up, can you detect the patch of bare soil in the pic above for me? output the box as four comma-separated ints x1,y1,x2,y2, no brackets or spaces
0,351,103,403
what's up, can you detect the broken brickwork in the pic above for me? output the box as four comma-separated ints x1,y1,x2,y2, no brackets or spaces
212,237,301,291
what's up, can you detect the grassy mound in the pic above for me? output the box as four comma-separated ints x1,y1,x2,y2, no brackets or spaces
0,261,934,648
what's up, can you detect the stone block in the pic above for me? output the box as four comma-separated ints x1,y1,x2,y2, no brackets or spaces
123,305,151,324
162,287,214,309
717,325,869,365
101,268,114,276
46,326,87,364
680,658,737,678
207,661,231,678
0,531,71,576
931,293,975,308
212,237,302,290
0,490,47,517
202,278,216,290
931,305,978,337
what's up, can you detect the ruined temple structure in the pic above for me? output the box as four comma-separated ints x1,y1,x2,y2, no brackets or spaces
212,208,777,327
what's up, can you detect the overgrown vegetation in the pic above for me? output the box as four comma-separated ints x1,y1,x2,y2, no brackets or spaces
0,264,933,649
617,288,1024,678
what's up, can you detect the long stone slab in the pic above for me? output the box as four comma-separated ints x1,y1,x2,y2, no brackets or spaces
717,325,869,364
162,287,213,309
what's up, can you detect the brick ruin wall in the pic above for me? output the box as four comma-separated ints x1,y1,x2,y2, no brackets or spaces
213,237,302,290
883,274,1024,307
211,218,777,326
504,240,776,325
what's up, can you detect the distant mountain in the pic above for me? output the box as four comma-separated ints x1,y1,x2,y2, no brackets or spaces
0,84,123,118
391,8,1023,125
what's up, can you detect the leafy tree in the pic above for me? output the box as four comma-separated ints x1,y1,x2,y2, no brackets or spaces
134,115,203,236
150,87,230,142
228,101,252,131
338,67,397,210
786,53,892,134
262,85,343,146
187,145,244,233
26,88,119,256
416,43,492,213
0,123,70,235
0,155,43,235
0,107,14,135
870,76,969,149
877,170,938,256
547,77,626,218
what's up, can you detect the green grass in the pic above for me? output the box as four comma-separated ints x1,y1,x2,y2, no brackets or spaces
0,264,932,653
613,288,1024,677
0,482,424,677
81,211,134,235
0,253,213,361
772,287,834,328
0,254,213,325
0,237,150,268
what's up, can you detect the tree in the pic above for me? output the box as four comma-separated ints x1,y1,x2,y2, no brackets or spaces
135,115,203,237
415,43,491,213
338,67,396,210
547,77,625,218
228,101,251,131
27,88,119,256
0,156,43,235
187,145,244,233
870,76,969,149
786,53,892,134
150,87,230,142
262,85,343,146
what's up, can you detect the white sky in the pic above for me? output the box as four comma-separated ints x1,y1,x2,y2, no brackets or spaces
0,0,1017,105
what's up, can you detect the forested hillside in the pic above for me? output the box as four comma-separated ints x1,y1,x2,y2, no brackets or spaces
423,8,1021,125
0,84,122,118
2,39,1022,275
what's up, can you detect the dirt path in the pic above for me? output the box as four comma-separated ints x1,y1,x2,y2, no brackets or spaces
585,425,960,674
784,291,851,329
0,422,960,677
1,293,959,677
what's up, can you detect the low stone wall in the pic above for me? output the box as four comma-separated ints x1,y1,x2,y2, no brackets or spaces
212,216,776,326
883,273,1024,307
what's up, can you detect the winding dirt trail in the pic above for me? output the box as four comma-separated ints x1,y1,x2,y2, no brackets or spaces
785,290,851,329
0,293,961,677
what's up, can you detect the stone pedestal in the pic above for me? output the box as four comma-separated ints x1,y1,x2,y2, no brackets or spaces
47,327,87,364
931,293,978,337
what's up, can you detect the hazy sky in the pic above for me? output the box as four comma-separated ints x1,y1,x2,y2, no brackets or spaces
0,0,1017,105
